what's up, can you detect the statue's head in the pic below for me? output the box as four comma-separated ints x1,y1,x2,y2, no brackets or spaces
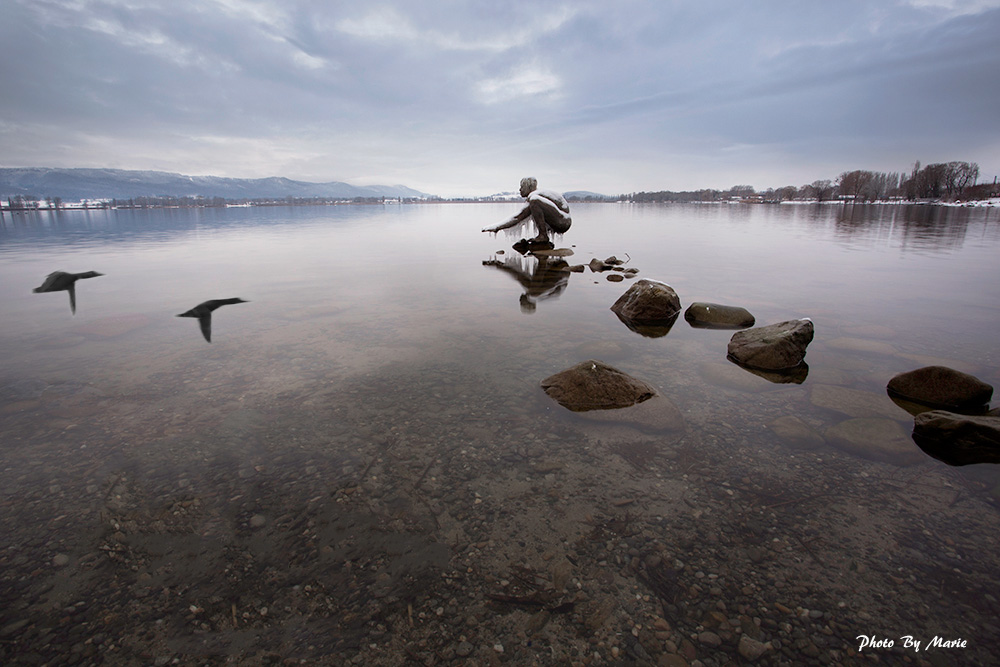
519,177,538,198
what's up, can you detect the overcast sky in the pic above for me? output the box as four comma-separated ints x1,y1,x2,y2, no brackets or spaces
2,0,998,197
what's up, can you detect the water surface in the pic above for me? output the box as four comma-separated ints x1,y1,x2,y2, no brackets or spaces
1,202,999,664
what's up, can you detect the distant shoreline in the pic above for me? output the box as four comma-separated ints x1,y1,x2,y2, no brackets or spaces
2,197,997,213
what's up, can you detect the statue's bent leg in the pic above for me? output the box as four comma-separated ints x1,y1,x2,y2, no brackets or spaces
527,199,551,241
545,208,571,235
528,199,571,241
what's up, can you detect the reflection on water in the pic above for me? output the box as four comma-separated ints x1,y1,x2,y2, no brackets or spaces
482,252,571,313
831,203,986,252
612,309,679,339
1,202,999,664
728,358,810,385
0,205,392,251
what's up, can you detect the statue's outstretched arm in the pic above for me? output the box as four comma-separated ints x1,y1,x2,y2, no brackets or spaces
483,204,530,233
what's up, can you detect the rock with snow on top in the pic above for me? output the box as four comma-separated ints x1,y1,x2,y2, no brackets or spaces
610,280,682,326
540,360,657,412
684,302,755,329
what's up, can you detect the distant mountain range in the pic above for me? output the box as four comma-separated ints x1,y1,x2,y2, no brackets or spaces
0,168,433,201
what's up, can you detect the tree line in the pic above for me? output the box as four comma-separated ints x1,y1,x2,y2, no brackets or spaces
624,161,992,203
3,160,993,209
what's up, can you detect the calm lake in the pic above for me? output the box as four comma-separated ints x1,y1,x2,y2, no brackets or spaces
1,202,999,664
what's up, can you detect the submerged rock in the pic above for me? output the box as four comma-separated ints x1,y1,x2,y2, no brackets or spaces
540,360,657,412
911,411,1000,466
738,635,772,661
810,384,903,419
575,340,631,361
826,337,898,356
699,362,770,392
727,319,814,371
825,418,925,466
887,366,993,413
573,394,685,434
767,416,825,449
684,302,755,329
610,280,682,327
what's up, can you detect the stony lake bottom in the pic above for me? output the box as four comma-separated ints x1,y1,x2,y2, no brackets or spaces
1,202,999,666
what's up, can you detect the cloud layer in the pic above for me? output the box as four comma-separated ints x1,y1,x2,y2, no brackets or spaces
2,0,998,196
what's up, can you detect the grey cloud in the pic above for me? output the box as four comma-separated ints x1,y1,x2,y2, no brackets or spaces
1,0,997,194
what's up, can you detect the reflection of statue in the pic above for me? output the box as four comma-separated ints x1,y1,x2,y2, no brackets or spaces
482,177,572,243
33,270,104,314
482,253,570,313
177,298,248,342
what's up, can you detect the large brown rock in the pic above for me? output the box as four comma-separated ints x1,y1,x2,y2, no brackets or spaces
541,360,684,433
912,411,1000,465
684,302,755,329
887,366,993,412
727,319,814,371
540,360,657,412
610,280,681,326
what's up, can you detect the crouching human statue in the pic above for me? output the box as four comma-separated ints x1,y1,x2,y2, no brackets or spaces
482,177,572,243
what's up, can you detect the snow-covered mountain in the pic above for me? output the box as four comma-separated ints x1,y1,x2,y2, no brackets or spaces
0,168,432,201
